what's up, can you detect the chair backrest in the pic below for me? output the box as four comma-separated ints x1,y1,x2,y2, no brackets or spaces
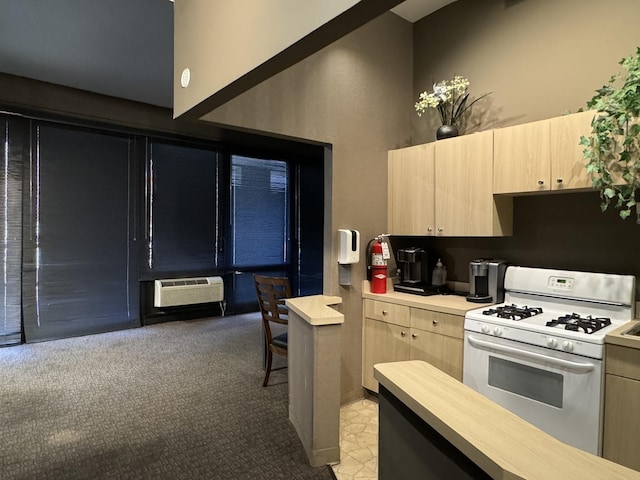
253,275,292,328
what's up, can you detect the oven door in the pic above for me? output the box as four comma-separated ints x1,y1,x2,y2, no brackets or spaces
463,331,603,455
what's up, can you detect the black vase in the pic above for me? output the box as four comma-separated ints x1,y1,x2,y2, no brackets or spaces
436,125,459,140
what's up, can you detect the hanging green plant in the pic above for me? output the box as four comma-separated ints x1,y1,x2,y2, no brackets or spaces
580,47,640,221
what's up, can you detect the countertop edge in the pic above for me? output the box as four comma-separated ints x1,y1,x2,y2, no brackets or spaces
285,295,344,326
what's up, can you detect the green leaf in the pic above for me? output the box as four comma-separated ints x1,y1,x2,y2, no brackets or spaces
604,188,617,198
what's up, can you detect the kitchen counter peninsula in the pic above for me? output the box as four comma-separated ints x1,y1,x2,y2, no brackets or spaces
286,295,343,467
374,360,640,480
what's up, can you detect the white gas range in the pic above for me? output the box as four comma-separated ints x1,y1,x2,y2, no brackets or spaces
463,266,636,456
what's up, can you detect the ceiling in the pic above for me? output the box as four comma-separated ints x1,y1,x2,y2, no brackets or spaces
391,0,457,22
0,0,454,110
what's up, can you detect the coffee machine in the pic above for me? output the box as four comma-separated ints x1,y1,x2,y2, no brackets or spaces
466,259,507,303
393,247,432,295
397,247,428,284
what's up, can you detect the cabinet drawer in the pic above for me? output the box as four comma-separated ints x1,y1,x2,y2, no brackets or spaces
363,299,410,327
606,344,640,379
410,308,463,339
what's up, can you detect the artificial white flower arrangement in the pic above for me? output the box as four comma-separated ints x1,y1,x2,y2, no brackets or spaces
415,75,489,126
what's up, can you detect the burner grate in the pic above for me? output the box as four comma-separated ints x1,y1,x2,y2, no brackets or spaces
545,314,611,334
482,304,543,320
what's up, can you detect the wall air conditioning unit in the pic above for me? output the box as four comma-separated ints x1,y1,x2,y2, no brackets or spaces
154,276,224,308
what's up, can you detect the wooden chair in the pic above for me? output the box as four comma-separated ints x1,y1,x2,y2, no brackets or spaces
253,274,292,387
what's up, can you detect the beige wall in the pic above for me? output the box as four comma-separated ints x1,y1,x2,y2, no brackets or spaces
202,12,413,403
173,0,404,118
412,0,640,143
197,0,640,402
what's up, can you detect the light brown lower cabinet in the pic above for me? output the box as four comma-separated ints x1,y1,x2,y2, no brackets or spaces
362,299,463,393
603,344,640,471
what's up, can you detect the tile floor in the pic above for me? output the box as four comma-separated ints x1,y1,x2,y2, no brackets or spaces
331,397,379,480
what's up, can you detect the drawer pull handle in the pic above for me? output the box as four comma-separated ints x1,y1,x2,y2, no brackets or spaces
432,320,438,326
382,310,388,315
401,331,406,337
411,333,417,339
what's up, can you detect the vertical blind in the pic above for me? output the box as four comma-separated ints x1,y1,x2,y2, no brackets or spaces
22,123,138,342
147,142,218,273
0,118,23,346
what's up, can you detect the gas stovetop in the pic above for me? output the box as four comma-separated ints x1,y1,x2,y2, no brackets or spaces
464,266,636,359
481,305,613,334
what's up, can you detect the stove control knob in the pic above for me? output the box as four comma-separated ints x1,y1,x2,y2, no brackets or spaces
481,325,490,334
546,338,558,348
562,341,574,352
493,327,503,336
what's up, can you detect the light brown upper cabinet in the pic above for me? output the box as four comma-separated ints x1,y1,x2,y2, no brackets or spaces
388,143,435,236
493,110,595,194
389,130,512,237
548,110,595,190
434,130,512,236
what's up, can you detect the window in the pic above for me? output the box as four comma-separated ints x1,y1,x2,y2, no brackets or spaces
22,122,138,342
146,141,219,274
230,155,289,268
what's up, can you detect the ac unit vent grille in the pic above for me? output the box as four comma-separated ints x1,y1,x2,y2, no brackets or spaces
154,276,223,307
159,278,209,287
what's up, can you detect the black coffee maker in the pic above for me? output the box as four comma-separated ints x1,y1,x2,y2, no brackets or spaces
393,247,438,295
397,247,428,285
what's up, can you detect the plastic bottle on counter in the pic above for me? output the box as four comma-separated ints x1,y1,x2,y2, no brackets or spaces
431,259,447,286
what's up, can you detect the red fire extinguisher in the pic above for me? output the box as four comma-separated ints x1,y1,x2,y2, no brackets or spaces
370,237,388,294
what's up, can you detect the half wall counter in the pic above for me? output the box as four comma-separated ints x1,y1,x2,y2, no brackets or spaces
374,360,640,480
286,295,343,467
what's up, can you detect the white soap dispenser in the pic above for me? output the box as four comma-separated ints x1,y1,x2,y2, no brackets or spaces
432,258,447,286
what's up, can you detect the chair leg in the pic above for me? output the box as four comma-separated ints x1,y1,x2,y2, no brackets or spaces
263,350,273,387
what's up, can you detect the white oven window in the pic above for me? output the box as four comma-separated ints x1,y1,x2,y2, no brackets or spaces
488,356,564,408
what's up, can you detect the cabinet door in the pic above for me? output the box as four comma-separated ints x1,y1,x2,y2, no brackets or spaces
549,110,594,191
494,119,551,194
435,130,510,236
409,329,463,381
362,318,410,392
388,144,435,235
603,374,640,470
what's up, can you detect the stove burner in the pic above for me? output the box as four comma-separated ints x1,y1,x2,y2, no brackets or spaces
482,304,543,320
545,314,611,334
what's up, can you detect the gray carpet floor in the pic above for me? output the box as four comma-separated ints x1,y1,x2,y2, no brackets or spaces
0,313,337,480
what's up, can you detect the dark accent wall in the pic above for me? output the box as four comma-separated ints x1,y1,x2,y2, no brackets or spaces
391,191,640,299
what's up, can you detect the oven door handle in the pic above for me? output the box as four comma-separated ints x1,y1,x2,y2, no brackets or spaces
467,335,596,373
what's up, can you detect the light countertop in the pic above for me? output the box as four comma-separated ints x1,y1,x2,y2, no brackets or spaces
606,320,640,349
362,281,487,316
285,294,343,326
374,360,640,480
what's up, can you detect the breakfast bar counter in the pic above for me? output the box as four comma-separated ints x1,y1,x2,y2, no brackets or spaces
286,295,343,467
374,360,640,480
